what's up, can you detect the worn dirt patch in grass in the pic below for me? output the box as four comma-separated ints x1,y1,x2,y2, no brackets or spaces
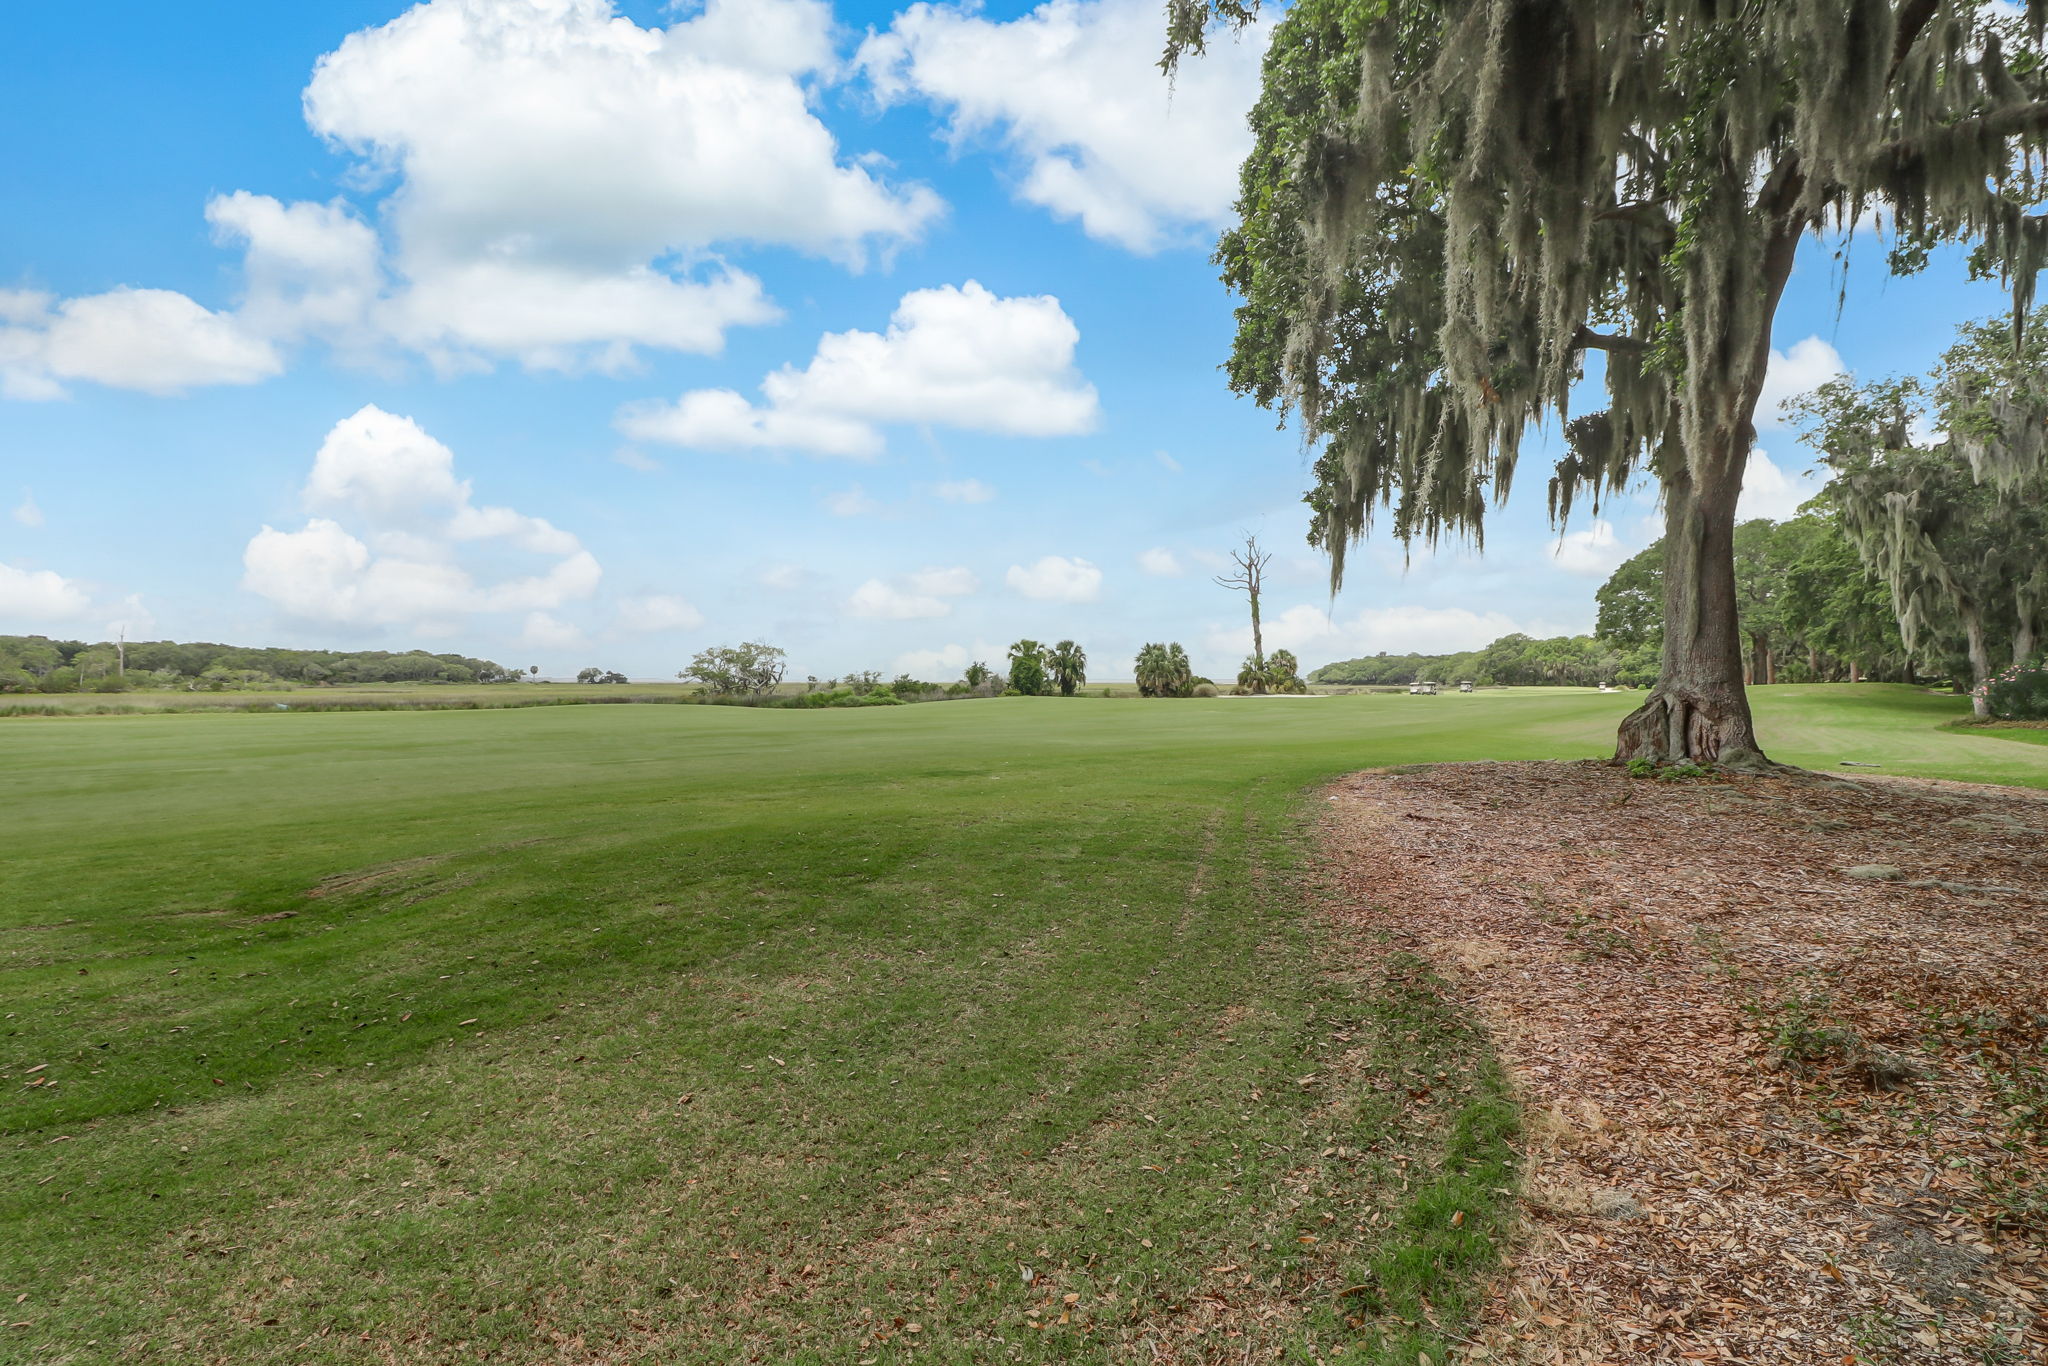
1323,760,2048,1364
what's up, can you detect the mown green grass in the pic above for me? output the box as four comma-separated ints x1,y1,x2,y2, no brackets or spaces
0,685,2035,1363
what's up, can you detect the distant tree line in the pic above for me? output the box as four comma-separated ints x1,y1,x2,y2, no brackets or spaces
1595,509,1911,690
0,635,520,694
1312,634,1625,690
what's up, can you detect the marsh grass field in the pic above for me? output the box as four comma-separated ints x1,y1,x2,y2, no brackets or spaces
3,686,2043,1363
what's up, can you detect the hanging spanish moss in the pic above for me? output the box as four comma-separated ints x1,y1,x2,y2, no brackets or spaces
1789,324,2048,715
1175,0,2048,762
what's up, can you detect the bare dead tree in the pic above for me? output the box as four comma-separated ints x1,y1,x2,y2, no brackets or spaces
1215,534,1274,692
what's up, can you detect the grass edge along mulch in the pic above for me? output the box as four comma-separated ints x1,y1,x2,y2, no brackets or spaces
1321,760,2048,1365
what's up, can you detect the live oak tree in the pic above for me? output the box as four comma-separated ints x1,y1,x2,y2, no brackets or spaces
679,642,786,698
1170,0,2048,765
1791,362,2048,715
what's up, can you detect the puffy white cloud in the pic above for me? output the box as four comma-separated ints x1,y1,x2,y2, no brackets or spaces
382,261,778,376
305,405,468,520
849,565,978,620
11,491,41,528
617,281,1098,457
622,386,878,459
932,477,996,503
0,553,150,634
1737,449,1827,522
300,0,938,370
615,593,704,633
0,0,950,400
1006,554,1101,602
0,562,95,621
1137,547,1182,577
1549,518,1628,577
860,0,1265,251
0,286,281,399
206,191,384,347
243,405,601,631
1756,336,1845,429
849,578,952,620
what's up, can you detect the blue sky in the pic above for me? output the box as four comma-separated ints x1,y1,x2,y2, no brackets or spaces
0,0,2015,680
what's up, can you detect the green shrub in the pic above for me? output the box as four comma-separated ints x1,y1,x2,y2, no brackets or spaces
1986,656,2048,721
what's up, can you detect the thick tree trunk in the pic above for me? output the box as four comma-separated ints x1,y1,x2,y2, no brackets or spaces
1965,608,1993,720
1615,451,1771,768
2017,612,2039,667
1614,194,1802,770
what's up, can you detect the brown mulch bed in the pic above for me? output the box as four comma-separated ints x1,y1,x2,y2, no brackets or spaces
1322,761,2048,1364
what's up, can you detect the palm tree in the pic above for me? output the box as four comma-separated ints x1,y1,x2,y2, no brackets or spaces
1269,649,1308,694
1235,655,1268,695
964,661,991,691
1134,643,1169,697
1007,640,1051,696
1136,642,1195,698
1048,640,1087,696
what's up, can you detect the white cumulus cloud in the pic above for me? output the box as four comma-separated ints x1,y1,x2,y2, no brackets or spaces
300,0,938,371
849,565,978,620
859,0,1267,252
1006,554,1101,602
1756,336,1846,430
849,578,952,620
243,405,601,633
1550,519,1628,577
206,191,385,349
1137,547,1182,577
1737,449,1828,522
617,281,1098,457
0,562,95,621
2,0,948,398
0,286,281,399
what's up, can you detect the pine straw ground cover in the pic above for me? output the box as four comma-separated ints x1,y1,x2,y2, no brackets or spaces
1323,762,2048,1364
